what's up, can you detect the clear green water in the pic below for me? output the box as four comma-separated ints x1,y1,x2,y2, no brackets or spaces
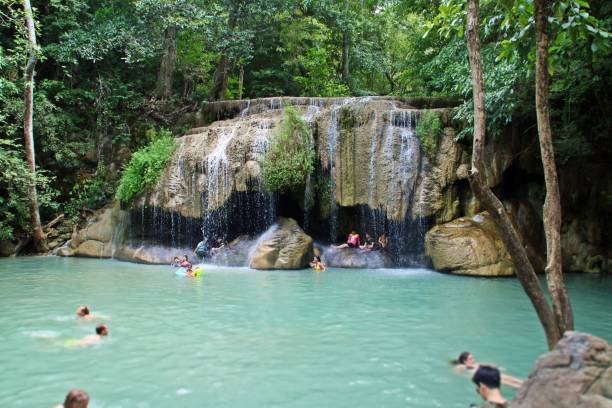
0,257,610,408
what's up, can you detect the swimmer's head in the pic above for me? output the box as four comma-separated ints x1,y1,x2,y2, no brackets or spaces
183,254,189,261
95,324,109,336
458,351,475,367
173,256,179,261
63,388,90,408
76,306,90,317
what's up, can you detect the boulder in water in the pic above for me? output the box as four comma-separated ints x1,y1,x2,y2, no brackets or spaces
512,331,612,408
424,212,514,276
322,247,393,268
61,205,122,259
209,235,254,266
114,245,191,265
249,218,313,269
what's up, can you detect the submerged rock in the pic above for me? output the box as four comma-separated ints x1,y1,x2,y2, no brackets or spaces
249,218,313,269
424,212,514,276
513,331,612,408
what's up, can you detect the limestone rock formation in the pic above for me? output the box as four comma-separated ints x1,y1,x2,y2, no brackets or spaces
58,205,123,258
562,217,612,273
0,239,17,257
424,212,514,276
249,218,313,269
512,331,612,408
322,247,392,268
114,245,191,265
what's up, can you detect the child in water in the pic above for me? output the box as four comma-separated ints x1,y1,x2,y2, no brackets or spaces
310,256,326,272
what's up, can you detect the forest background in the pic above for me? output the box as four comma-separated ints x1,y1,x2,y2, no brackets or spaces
0,0,609,242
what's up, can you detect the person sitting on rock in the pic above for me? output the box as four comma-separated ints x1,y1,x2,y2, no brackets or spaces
333,231,360,249
310,256,326,272
179,254,192,269
360,232,374,251
376,234,389,251
472,366,508,407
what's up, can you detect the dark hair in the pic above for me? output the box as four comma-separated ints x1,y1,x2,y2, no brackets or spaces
458,351,471,364
183,254,189,260
315,256,321,262
63,389,90,408
472,365,501,389
95,324,107,335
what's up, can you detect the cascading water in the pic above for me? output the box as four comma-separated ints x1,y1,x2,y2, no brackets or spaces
122,96,441,267
326,108,340,243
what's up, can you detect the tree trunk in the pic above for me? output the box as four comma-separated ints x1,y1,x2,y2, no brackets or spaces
238,65,244,100
22,0,47,252
208,54,229,101
534,0,574,333
341,0,350,84
156,25,177,101
465,0,560,349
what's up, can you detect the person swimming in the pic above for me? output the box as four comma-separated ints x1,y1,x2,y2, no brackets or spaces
452,351,523,388
55,389,90,408
75,306,99,320
74,324,109,347
179,254,192,269
171,256,181,267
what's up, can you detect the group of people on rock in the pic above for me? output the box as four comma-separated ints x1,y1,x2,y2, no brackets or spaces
453,351,523,407
333,231,389,252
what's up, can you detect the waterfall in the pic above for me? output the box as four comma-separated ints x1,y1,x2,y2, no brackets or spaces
124,96,441,267
326,107,340,243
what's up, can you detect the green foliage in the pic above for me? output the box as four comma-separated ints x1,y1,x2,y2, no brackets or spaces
261,106,314,193
0,139,58,240
115,129,178,205
65,160,115,220
415,110,444,159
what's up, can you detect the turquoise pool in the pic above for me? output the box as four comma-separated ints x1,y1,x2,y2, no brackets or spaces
0,257,610,407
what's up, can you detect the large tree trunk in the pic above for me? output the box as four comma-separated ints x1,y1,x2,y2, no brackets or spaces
341,0,350,84
208,54,229,101
22,0,47,252
156,25,177,101
238,66,244,100
466,0,560,349
534,0,574,333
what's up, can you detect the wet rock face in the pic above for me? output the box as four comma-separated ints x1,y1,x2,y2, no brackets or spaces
424,212,514,276
322,247,393,269
114,245,193,265
512,332,612,408
58,205,123,259
249,218,313,269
